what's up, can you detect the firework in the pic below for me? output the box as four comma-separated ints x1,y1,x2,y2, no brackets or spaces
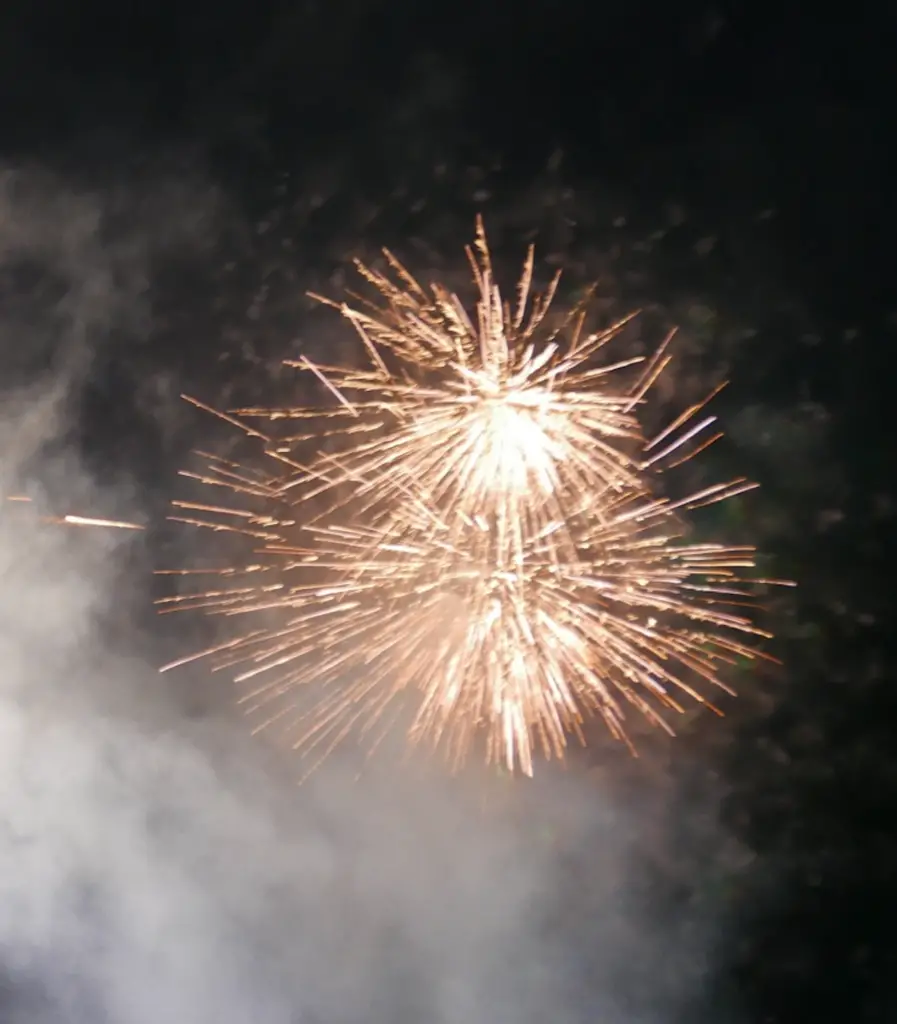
221,222,688,564
160,484,782,776
161,220,790,776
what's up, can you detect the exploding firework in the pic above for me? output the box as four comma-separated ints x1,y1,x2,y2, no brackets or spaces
223,220,683,566
160,220,790,776
160,490,782,777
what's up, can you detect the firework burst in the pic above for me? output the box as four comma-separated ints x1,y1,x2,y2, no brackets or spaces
224,221,672,560
160,489,781,777
160,219,790,776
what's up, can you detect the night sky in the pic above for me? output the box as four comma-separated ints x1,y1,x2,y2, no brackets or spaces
1,2,895,1022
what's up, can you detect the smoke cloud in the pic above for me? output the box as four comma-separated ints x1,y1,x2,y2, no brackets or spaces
0,166,726,1023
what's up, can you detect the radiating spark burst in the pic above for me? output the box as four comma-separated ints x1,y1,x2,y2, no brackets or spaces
160,219,792,776
188,218,741,572
159,474,785,777
216,218,681,565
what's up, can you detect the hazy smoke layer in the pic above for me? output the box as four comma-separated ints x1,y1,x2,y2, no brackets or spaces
0,478,635,1024
0,166,717,1024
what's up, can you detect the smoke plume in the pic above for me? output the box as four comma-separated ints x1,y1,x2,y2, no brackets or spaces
0,166,723,1023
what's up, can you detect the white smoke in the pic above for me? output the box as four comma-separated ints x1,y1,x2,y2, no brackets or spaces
0,490,603,1024
0,166,723,1023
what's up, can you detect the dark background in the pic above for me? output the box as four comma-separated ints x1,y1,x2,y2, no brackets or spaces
1,1,895,1021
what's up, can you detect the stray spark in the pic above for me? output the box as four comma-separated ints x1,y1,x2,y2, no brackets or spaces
5,496,144,531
